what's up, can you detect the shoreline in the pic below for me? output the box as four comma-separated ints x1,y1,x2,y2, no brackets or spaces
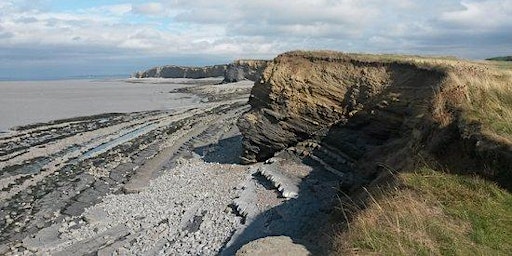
0,78,222,132
0,78,338,255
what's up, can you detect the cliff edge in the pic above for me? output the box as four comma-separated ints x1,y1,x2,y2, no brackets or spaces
237,51,512,189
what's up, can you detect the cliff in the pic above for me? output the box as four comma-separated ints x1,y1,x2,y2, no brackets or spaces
133,60,269,82
133,64,227,79
223,60,269,83
237,50,512,189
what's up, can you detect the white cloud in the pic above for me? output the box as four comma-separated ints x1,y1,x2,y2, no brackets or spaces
441,0,512,30
0,0,511,79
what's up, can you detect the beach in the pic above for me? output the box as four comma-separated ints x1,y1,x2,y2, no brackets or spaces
0,78,337,255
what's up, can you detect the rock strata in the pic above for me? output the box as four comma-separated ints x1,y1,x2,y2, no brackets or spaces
238,51,442,164
237,51,512,188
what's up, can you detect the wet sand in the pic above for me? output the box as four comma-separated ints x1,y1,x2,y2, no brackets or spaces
0,78,225,132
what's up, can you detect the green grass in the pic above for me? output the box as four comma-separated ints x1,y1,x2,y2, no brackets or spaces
486,56,512,62
405,168,512,253
334,168,512,255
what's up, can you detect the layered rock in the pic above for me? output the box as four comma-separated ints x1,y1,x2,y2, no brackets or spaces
133,60,269,82
237,50,512,187
133,65,227,79
223,60,269,83
238,51,439,163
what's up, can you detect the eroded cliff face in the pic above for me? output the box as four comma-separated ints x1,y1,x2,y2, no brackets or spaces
238,51,441,163
237,51,512,187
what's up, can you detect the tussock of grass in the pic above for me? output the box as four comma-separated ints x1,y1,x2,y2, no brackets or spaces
333,168,512,255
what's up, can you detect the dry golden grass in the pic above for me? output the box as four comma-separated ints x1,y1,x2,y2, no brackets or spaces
458,67,512,138
359,53,512,138
332,168,512,255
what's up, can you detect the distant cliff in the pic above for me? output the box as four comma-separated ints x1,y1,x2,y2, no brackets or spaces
132,65,227,79
133,60,270,82
223,60,269,83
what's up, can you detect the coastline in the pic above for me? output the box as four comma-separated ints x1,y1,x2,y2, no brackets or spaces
1,78,336,255
0,78,215,132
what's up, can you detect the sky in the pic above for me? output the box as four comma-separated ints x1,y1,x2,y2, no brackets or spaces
0,0,511,80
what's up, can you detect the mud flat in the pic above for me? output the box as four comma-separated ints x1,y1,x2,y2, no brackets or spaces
0,79,344,255
0,78,221,132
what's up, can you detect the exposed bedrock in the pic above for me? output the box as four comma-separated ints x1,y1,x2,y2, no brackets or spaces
237,51,512,187
237,51,442,164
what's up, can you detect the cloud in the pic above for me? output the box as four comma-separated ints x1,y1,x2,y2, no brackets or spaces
440,0,512,30
0,0,511,79
132,2,165,16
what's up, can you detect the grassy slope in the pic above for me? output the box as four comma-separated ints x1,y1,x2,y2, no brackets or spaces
330,56,512,255
333,169,512,255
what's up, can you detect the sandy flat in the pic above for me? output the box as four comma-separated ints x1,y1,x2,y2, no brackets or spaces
0,78,208,132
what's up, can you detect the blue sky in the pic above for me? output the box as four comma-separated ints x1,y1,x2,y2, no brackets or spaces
0,0,511,80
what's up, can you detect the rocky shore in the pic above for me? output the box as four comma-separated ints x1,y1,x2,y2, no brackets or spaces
0,78,341,255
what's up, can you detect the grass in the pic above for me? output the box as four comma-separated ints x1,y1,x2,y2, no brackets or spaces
333,168,512,255
453,64,512,139
486,56,512,62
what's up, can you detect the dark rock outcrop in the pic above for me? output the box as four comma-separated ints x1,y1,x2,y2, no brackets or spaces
133,65,227,79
